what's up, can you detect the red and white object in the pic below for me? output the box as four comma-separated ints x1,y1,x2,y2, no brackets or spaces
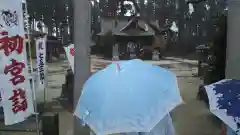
0,0,34,125
64,44,74,72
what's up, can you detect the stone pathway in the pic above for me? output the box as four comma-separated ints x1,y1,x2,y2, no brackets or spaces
36,56,198,104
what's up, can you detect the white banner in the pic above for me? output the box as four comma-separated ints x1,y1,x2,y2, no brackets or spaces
0,0,34,125
0,55,3,107
64,44,74,72
35,36,47,91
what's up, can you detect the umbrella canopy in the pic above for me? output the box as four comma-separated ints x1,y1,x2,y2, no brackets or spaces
204,79,240,134
74,59,182,135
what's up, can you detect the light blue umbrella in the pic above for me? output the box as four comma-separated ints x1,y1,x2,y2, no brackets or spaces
74,59,182,135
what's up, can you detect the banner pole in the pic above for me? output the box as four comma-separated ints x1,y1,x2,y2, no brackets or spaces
23,2,41,135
